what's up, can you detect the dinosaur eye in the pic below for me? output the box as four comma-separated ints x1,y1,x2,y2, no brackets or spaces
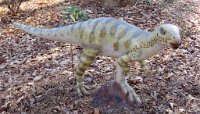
160,27,166,35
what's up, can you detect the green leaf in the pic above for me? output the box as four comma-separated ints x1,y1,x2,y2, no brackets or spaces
70,14,76,22
63,5,89,22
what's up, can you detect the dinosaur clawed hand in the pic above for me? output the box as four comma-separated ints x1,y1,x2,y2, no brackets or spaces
139,61,150,75
120,81,142,105
142,65,150,75
76,82,90,96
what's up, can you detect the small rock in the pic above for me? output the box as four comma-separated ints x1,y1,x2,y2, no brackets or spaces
44,68,53,72
74,100,79,105
96,60,103,63
60,60,71,65
85,76,94,84
33,76,42,81
91,81,141,108
60,70,73,76
169,102,174,108
134,76,143,83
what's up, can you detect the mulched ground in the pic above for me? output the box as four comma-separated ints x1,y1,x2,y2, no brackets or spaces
0,0,199,113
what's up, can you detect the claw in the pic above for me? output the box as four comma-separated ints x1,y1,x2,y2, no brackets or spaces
140,61,150,74
81,85,90,95
120,82,142,104
77,86,83,96
76,83,90,96
142,65,150,74
84,85,91,90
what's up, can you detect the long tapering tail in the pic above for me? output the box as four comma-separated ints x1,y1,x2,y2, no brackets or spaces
13,23,77,44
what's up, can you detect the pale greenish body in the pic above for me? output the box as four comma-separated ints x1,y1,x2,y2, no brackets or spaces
14,17,181,104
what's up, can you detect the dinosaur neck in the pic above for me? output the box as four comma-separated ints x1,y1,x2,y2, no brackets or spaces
137,31,167,60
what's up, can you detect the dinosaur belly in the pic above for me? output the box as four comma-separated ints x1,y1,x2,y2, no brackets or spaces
100,45,127,58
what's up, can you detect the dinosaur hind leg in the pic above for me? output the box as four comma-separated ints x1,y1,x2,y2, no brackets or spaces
115,55,142,104
76,48,99,96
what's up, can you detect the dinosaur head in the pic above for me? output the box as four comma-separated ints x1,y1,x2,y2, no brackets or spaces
156,24,181,49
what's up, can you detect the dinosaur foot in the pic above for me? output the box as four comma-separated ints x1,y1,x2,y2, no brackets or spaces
120,81,142,105
76,83,90,96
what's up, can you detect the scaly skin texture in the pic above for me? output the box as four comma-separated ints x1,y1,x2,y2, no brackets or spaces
14,17,181,104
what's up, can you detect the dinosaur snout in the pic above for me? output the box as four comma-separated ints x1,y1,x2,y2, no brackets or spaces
170,40,181,49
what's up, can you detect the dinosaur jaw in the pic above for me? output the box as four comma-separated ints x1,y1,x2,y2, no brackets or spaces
170,42,181,49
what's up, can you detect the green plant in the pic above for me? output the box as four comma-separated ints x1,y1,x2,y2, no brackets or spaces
63,6,88,22
143,0,151,5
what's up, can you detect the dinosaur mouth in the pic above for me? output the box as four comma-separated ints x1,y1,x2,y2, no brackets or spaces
170,42,181,49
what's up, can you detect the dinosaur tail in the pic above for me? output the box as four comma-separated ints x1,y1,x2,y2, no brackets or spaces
13,23,78,44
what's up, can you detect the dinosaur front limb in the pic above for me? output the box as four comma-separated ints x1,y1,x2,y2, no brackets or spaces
116,55,142,104
76,48,99,96
139,61,149,74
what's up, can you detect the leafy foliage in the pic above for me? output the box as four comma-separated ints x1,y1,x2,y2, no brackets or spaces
63,5,88,22
143,0,151,5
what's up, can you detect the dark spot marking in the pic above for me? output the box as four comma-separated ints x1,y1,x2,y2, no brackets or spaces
89,32,95,43
80,29,85,40
110,23,119,36
113,42,119,51
60,33,64,37
124,39,131,48
89,20,101,43
160,27,166,35
100,27,106,38
118,27,129,39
